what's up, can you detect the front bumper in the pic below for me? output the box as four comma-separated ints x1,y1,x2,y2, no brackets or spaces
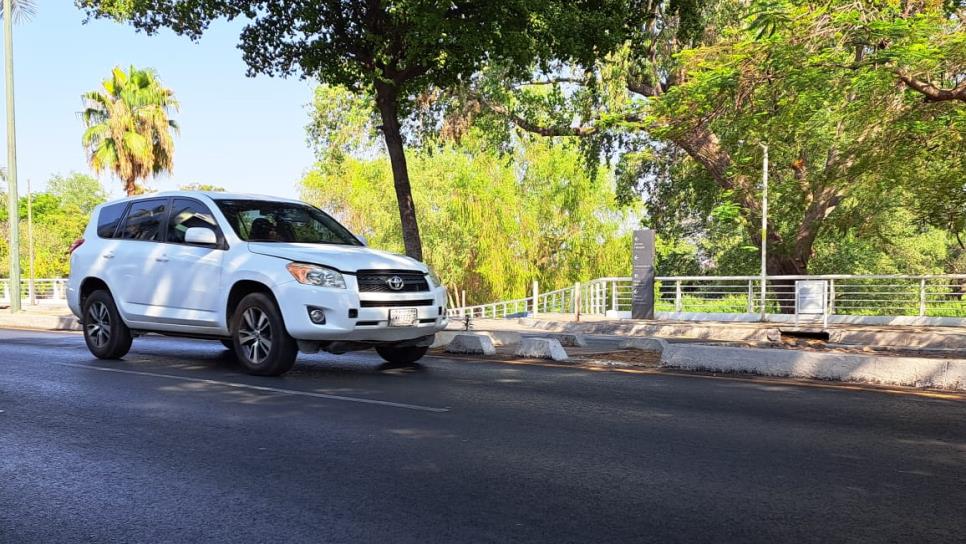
276,280,449,342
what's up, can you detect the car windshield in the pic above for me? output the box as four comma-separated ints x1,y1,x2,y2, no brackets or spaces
215,200,362,245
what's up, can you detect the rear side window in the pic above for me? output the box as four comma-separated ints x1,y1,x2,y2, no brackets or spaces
96,203,128,239
120,199,167,242
167,198,220,244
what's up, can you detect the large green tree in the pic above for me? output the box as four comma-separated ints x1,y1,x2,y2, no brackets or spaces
481,0,965,277
302,85,634,303
81,65,179,195
76,0,633,260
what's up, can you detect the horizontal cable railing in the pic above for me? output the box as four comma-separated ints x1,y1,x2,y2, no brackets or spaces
0,278,70,306
5,275,966,322
447,274,966,322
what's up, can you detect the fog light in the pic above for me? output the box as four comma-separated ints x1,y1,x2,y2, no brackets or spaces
308,307,326,324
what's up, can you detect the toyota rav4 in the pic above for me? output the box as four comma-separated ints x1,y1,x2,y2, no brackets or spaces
67,192,448,375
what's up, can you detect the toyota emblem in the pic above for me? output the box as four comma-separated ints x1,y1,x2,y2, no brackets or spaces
386,276,405,290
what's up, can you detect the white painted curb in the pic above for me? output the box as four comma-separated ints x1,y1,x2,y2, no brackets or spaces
661,344,966,391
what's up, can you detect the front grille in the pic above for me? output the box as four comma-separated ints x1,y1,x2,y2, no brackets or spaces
359,299,434,308
356,270,429,293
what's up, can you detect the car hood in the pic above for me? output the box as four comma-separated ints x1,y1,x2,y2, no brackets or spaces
246,242,427,273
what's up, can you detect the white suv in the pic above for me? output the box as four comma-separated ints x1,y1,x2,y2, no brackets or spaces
67,192,448,376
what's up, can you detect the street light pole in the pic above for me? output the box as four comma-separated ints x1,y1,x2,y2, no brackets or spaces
27,177,33,305
759,142,768,321
3,0,21,312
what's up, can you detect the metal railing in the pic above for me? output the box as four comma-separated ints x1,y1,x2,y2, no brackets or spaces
447,274,966,326
0,278,69,306
6,275,966,325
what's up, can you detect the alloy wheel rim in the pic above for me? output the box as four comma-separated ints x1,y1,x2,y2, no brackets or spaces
86,301,111,349
238,307,272,365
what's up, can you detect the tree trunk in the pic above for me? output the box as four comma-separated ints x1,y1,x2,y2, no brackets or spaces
375,83,424,261
767,253,808,314
124,176,138,196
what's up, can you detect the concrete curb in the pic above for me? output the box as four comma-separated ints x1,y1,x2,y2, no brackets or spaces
660,343,966,391
0,312,80,332
456,317,966,351
517,318,778,343
548,333,587,347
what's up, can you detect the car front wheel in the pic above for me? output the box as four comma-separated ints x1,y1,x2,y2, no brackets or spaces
82,290,133,359
230,293,298,376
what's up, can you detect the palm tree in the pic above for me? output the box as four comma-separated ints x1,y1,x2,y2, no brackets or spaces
81,66,179,195
2,0,37,313
0,0,35,22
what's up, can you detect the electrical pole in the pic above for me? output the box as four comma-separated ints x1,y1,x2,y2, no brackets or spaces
3,0,21,312
759,142,768,321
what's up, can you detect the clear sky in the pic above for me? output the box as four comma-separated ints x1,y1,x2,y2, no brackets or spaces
1,3,318,199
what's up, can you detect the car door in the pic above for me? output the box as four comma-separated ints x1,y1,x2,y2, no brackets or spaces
109,198,170,321
150,197,226,326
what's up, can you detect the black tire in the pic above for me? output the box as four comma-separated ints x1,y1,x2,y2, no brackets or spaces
82,289,133,360
219,339,235,351
230,292,298,376
375,345,429,366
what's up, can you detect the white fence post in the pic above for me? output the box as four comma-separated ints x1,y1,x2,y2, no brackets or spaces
746,280,754,313
532,280,540,317
829,279,836,315
611,280,618,313
574,282,581,319
919,278,927,317
675,280,682,313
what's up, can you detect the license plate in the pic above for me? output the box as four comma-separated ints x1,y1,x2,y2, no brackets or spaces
389,308,418,327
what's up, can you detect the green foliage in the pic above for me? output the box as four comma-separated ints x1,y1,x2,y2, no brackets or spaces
301,87,635,303
179,183,226,192
0,174,109,278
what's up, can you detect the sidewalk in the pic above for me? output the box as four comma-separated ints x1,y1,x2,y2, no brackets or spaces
0,305,80,331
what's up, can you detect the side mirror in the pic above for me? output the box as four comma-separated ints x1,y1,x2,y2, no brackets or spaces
356,234,368,246
185,227,218,246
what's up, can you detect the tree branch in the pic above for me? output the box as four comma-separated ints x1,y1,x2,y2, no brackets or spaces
896,71,966,102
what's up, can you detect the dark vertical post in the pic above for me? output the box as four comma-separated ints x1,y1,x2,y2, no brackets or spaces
631,229,656,320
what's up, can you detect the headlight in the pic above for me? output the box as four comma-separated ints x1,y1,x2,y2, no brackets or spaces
287,262,346,289
425,267,443,288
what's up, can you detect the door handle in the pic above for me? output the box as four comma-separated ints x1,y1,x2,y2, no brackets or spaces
155,256,170,263
101,253,114,260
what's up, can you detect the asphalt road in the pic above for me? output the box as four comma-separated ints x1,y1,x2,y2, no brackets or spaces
1,329,963,543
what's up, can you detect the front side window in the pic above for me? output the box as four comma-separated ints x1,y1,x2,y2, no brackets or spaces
215,200,361,246
167,198,220,244
120,199,167,242
96,202,128,239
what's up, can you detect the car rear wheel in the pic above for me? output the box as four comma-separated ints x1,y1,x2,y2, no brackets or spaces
375,345,429,366
82,290,133,360
230,293,298,376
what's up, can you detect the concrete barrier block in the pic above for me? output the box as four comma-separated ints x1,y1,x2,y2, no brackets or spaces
515,338,568,361
433,331,521,348
549,333,587,347
445,334,496,356
619,337,669,353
